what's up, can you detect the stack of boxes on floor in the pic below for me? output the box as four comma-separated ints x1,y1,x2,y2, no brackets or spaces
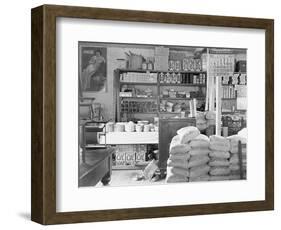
166,126,246,183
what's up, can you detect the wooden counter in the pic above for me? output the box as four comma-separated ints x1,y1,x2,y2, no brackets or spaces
99,131,158,145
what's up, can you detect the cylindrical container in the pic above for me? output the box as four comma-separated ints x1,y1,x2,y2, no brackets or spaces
169,60,175,71
115,123,125,132
136,124,143,132
180,111,185,118
105,122,114,132
142,62,147,70
222,127,228,137
144,124,150,132
175,60,181,71
147,62,153,70
125,121,135,132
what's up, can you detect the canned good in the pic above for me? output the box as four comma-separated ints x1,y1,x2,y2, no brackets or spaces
169,60,175,71
175,60,181,71
142,62,147,70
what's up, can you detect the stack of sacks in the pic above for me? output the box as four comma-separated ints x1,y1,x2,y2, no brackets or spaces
227,133,247,179
166,135,191,183
208,135,231,181
188,134,210,182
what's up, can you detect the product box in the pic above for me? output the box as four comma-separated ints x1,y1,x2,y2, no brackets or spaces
125,152,135,165
136,151,146,163
115,151,126,166
155,46,169,56
154,56,169,71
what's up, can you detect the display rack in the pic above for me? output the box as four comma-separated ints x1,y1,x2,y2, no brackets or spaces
221,74,247,114
115,68,207,121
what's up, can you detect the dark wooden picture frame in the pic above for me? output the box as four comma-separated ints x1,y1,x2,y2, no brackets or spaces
31,4,274,225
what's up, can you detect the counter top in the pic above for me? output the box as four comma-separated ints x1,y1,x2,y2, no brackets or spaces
99,131,159,145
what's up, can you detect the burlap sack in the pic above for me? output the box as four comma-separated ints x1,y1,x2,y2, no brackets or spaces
189,148,210,156
209,166,231,176
188,155,210,168
170,144,191,155
229,164,240,171
169,153,191,161
189,174,210,182
166,174,188,183
229,154,246,164
167,159,188,169
209,141,230,152
189,134,209,148
209,151,230,159
177,126,200,144
166,166,189,177
209,175,230,181
189,165,210,178
208,159,230,167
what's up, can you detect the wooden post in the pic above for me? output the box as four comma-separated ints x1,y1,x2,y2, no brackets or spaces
216,76,222,135
205,48,210,111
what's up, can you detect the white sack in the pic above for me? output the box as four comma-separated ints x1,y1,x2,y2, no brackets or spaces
189,165,210,178
209,166,231,176
188,155,210,168
177,126,200,144
209,151,230,159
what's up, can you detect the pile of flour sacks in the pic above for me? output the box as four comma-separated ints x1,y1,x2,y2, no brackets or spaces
166,126,246,183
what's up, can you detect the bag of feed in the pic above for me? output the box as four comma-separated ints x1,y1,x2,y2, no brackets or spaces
189,174,210,182
229,154,246,164
189,134,209,148
227,134,247,145
209,142,230,151
209,159,230,167
188,155,210,168
177,126,200,144
209,166,231,176
189,165,210,178
169,152,190,161
209,135,227,143
166,174,188,183
209,151,230,159
189,148,210,156
209,175,230,181
167,159,188,169
170,144,191,155
166,166,189,177
169,135,191,154
229,164,240,171
229,174,241,180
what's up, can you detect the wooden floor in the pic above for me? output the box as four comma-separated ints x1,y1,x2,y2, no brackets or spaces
95,169,165,187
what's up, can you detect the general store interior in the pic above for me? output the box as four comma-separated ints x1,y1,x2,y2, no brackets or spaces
78,42,247,187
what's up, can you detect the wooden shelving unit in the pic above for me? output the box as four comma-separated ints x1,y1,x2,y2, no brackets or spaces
115,68,207,121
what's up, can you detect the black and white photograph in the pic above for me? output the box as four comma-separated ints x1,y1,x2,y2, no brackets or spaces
78,42,247,187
